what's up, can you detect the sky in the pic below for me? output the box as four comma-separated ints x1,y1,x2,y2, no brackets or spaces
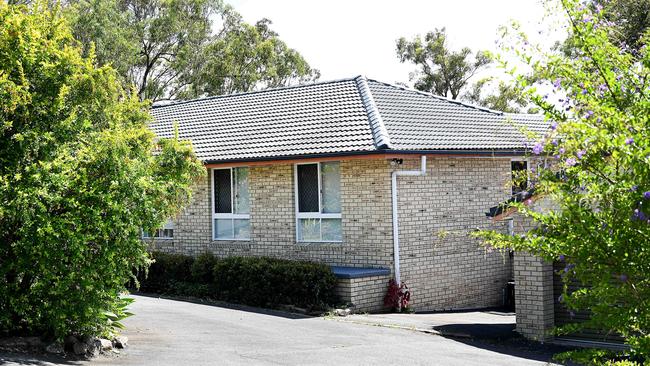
226,0,554,85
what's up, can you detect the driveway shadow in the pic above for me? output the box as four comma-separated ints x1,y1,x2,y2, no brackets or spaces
133,292,313,320
432,323,578,365
0,351,87,366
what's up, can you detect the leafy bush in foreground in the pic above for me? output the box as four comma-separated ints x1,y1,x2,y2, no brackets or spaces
0,2,203,340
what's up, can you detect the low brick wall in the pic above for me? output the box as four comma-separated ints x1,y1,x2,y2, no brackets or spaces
336,275,390,312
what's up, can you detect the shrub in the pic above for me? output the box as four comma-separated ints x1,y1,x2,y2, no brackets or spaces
135,253,338,310
0,2,203,340
212,256,338,309
137,252,194,294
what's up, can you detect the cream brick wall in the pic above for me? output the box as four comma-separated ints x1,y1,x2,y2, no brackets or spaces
394,157,513,311
514,252,555,341
336,275,390,312
150,156,515,312
151,159,394,268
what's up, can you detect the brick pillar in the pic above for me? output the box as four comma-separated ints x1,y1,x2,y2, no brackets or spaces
514,252,555,342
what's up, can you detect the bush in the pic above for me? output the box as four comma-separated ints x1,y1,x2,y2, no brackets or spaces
0,2,203,340
135,252,338,310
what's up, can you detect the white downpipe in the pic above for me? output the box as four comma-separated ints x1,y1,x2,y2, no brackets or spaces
391,155,427,284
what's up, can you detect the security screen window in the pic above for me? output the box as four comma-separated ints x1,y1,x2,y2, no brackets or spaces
295,162,342,242
142,220,174,239
213,167,250,240
511,160,528,195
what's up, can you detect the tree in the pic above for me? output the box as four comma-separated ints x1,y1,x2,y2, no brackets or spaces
182,18,319,98
396,28,491,99
0,1,203,339
463,77,530,113
560,0,650,55
477,0,650,363
64,0,318,101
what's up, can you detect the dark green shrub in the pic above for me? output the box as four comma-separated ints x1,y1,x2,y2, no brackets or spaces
138,252,194,293
213,256,338,309
136,253,338,310
191,253,220,283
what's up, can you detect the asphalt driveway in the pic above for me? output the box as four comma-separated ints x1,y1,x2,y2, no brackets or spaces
0,295,560,366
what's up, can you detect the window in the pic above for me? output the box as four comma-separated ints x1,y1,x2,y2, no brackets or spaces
511,160,528,195
212,167,250,240
142,220,174,239
295,162,342,242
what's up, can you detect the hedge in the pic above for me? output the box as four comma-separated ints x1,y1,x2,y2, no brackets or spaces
134,252,338,310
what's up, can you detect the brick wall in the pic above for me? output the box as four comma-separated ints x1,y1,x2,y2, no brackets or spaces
514,252,555,341
150,159,394,268
149,156,516,312
336,275,390,312
394,157,513,311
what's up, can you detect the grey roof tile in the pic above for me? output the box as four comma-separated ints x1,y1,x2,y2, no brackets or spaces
150,75,550,162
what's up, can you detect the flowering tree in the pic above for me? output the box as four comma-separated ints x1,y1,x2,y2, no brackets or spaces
477,0,650,363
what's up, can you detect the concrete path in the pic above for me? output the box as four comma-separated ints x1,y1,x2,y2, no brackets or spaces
0,295,559,366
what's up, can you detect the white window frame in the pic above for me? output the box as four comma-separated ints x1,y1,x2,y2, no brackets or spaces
294,161,342,243
510,158,529,195
142,219,174,240
211,167,251,241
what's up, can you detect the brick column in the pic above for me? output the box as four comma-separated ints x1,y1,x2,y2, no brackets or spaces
514,252,555,342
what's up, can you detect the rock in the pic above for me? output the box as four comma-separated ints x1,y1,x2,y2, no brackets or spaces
99,338,113,351
73,341,88,355
64,335,78,347
112,336,128,349
45,342,65,354
86,339,101,357
334,308,351,317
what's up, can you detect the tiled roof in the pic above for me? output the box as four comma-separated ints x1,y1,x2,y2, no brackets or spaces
150,76,550,163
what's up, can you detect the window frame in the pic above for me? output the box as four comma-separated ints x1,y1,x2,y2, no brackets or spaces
142,220,174,240
510,158,529,195
294,161,342,243
211,167,251,241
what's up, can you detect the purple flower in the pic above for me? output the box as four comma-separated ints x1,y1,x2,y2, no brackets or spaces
533,142,544,155
565,158,577,167
644,191,650,199
581,88,588,95
619,274,628,282
585,110,594,119
558,254,565,261
553,78,562,88
551,139,558,146
626,137,634,145
633,209,648,221
550,122,558,130
559,147,566,154
630,185,639,192
577,150,586,159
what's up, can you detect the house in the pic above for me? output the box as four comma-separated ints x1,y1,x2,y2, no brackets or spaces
147,75,550,326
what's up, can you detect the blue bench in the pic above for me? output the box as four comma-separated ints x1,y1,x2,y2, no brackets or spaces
330,266,391,279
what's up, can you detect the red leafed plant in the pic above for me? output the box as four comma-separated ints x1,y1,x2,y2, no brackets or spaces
384,279,410,312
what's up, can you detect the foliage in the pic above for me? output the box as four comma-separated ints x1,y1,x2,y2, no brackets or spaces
135,252,339,310
463,77,533,113
396,28,491,99
477,0,650,362
0,2,203,340
560,0,650,55
383,280,410,312
183,18,319,98
64,0,318,101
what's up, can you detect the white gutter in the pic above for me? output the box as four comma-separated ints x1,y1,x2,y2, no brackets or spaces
391,155,427,284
